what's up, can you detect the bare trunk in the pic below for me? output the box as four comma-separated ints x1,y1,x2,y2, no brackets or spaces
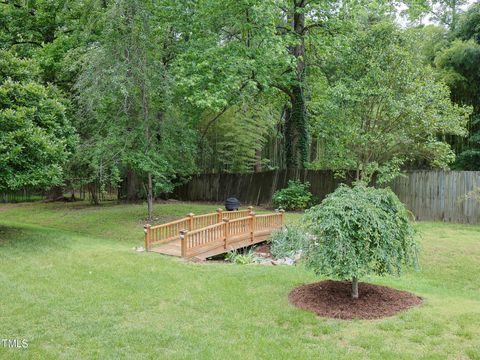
140,50,153,221
352,277,359,299
89,183,99,205
146,173,153,221
125,168,140,202
47,186,63,201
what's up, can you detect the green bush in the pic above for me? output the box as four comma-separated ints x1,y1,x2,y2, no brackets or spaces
272,180,313,211
303,184,419,298
269,226,308,259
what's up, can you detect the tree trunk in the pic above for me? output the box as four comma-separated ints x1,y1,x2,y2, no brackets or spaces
285,85,308,168
89,183,99,205
352,277,359,299
47,186,63,201
146,173,153,221
125,168,140,202
285,4,309,169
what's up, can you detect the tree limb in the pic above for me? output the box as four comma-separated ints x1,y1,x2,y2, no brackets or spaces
200,107,229,141
10,40,43,48
302,22,326,35
272,83,294,100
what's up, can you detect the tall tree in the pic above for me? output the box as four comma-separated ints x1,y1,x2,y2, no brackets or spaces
175,0,349,169
0,50,76,191
309,20,470,181
76,0,196,217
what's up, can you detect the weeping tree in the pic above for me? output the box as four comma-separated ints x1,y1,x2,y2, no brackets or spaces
303,185,419,299
75,0,196,218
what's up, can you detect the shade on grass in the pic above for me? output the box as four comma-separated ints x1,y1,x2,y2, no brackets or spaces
0,201,479,359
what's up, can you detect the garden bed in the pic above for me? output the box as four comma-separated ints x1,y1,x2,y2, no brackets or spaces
289,280,423,320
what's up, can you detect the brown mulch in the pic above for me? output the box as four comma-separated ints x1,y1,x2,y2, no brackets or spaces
289,280,422,320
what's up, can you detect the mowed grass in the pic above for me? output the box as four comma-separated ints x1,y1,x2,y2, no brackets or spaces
0,201,479,359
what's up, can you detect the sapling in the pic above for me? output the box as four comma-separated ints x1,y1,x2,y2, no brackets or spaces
303,184,419,299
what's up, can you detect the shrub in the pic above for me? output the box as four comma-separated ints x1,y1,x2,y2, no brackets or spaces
303,184,419,298
269,226,308,259
272,180,313,211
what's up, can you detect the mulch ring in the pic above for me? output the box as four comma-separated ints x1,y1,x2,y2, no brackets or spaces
289,280,422,320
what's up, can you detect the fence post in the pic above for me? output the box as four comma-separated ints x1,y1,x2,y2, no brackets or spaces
279,209,285,226
248,206,254,213
249,211,256,243
223,218,230,250
188,213,195,231
217,208,223,223
144,224,151,251
180,230,188,258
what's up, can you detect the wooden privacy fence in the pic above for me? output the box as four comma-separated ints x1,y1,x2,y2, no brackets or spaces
180,211,284,258
144,207,256,250
171,170,480,224
390,171,480,223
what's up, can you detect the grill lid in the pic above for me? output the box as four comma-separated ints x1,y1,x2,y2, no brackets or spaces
225,197,240,211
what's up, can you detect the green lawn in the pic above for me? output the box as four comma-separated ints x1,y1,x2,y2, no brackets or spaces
0,201,479,359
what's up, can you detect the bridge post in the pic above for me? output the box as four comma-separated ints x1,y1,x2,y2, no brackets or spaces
217,208,223,223
187,213,195,231
223,218,230,250
279,209,285,226
249,211,256,243
180,230,188,258
144,224,151,251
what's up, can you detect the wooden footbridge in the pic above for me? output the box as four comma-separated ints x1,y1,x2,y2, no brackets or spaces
144,207,285,260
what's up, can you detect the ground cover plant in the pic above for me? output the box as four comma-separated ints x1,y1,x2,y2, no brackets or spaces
1,201,479,359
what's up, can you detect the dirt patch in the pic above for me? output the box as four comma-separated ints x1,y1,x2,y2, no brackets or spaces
253,243,271,256
289,280,422,320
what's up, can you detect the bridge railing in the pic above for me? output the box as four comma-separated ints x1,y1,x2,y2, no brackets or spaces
179,210,285,258
144,207,254,250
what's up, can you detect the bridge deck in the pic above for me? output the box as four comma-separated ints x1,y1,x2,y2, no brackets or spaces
150,231,271,260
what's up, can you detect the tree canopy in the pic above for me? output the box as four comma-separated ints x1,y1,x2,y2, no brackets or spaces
0,0,478,214
310,20,470,181
0,50,76,191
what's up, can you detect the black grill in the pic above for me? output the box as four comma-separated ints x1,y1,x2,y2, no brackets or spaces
225,197,240,211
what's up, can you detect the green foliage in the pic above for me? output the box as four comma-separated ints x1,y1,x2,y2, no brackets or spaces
0,50,76,191
269,226,308,259
303,184,419,281
74,0,197,205
272,180,313,211
311,20,470,180
224,249,258,265
431,4,480,170
200,96,281,173
403,0,470,29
